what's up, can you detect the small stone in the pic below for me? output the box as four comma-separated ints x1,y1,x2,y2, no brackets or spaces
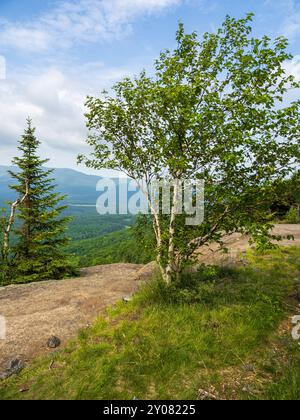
243,364,255,373
198,388,220,400
0,371,10,380
47,336,61,349
0,359,25,380
242,384,256,395
7,359,25,374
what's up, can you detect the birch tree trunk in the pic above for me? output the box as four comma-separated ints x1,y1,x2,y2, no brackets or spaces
137,179,166,280
2,181,29,262
165,178,182,285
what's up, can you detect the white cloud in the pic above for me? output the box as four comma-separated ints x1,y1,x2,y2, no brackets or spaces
0,61,143,172
281,0,300,38
283,14,300,38
0,25,51,52
0,70,83,148
0,0,190,172
263,0,300,39
0,0,185,52
0,0,205,173
285,55,300,80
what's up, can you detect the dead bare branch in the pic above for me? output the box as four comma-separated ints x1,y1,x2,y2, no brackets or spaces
2,180,29,260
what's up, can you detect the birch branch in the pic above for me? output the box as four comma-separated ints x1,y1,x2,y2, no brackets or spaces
187,206,230,253
2,180,29,259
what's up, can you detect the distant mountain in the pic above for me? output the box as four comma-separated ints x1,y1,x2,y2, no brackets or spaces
0,166,103,206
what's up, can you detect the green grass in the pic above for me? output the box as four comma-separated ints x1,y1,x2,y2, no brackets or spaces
1,247,300,400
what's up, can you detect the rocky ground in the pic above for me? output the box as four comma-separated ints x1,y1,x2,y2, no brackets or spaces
196,224,300,265
0,224,299,374
0,263,154,372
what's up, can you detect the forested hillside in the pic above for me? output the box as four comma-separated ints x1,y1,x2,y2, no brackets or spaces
0,166,137,266
67,228,155,267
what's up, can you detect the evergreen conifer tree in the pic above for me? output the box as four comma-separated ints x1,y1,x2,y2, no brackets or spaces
9,119,76,282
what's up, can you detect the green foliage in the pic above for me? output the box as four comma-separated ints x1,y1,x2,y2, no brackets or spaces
271,171,300,219
67,226,155,267
285,207,300,224
1,120,77,284
289,172,300,206
0,262,12,286
141,265,239,306
80,15,300,281
132,214,156,256
1,247,299,400
65,207,134,241
0,203,17,285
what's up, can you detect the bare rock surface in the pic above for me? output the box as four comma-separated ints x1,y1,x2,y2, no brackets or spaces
0,263,151,371
196,224,300,265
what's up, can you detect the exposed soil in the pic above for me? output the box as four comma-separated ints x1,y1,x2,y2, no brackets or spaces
196,224,300,265
0,262,155,371
0,224,299,373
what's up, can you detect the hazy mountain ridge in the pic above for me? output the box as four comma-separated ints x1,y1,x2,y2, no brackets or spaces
0,166,103,205
0,165,135,243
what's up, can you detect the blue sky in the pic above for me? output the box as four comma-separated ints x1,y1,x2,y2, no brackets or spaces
0,0,299,174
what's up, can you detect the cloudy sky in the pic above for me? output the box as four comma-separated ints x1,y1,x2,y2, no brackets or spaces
0,0,299,175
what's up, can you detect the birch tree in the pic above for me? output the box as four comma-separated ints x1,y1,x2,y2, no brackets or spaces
79,15,300,284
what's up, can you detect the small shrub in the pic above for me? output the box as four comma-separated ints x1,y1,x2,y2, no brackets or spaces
140,264,239,306
285,207,300,224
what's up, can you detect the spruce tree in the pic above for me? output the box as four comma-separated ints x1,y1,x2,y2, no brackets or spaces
9,119,75,282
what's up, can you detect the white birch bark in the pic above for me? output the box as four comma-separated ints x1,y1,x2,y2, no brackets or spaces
2,181,29,261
